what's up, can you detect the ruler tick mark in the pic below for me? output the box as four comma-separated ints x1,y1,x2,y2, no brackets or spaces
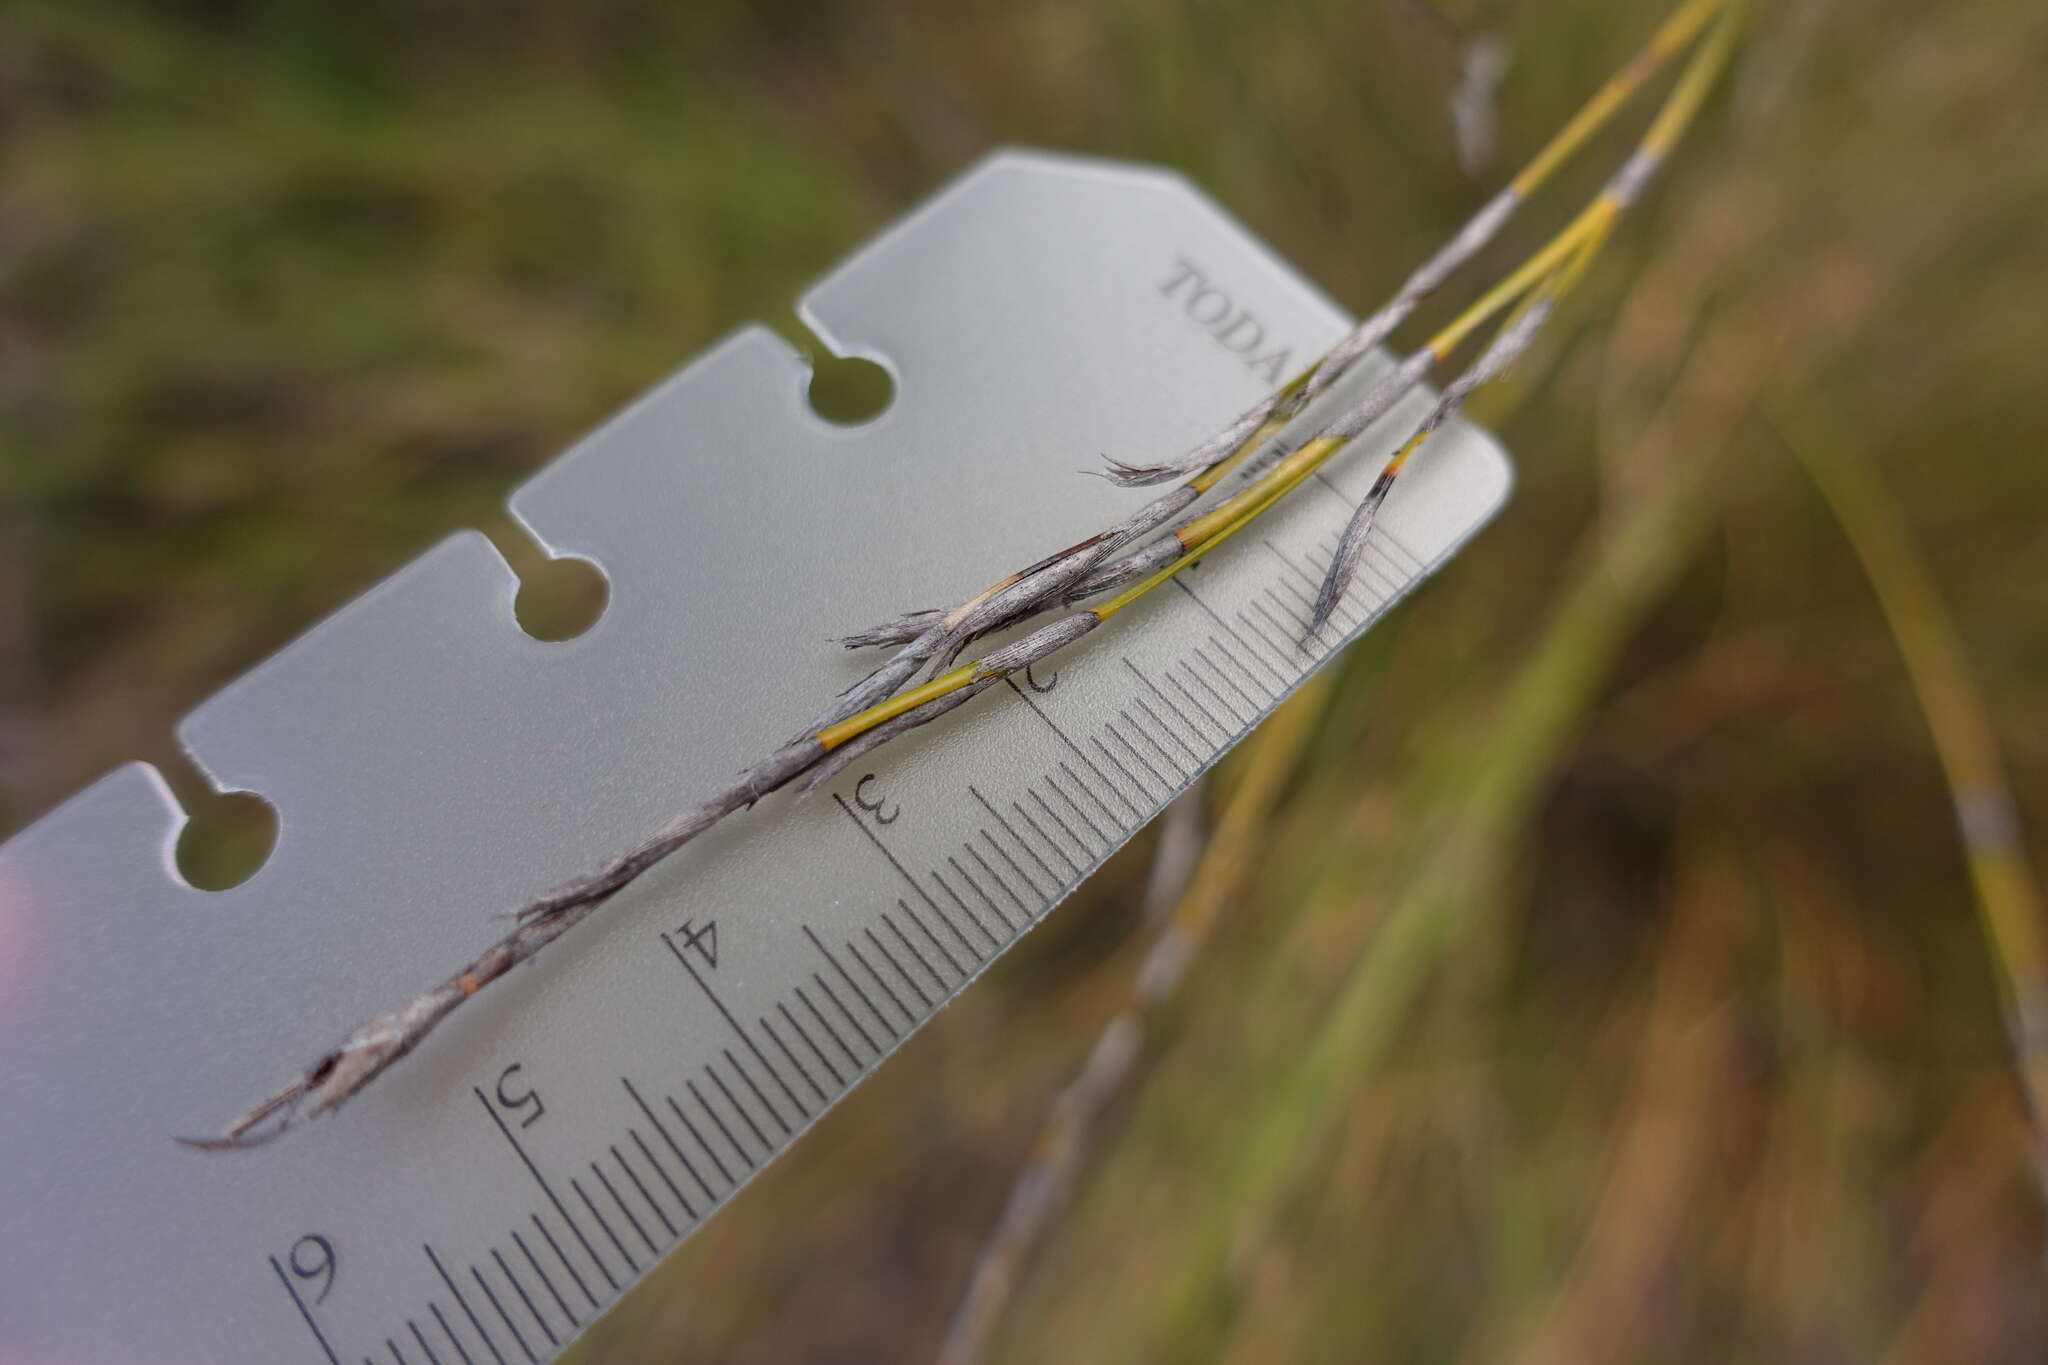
425,1245,505,1365
844,935,916,1026
1262,538,1364,625
613,1142,678,1241
470,1262,536,1363
623,1080,713,1212
571,1176,639,1274
1310,468,1352,513
490,1246,557,1350
705,1063,773,1155
967,788,1053,897
1381,534,1424,581
592,1157,659,1257
780,998,848,1087
409,1319,446,1365
1127,698,1198,776
867,925,935,1010
1235,607,1296,669
882,911,949,990
511,1225,580,1327
1309,530,1406,602
665,1089,735,1186
1261,564,1327,622
684,1078,753,1173
947,854,1017,931
1361,546,1404,602
1259,583,1318,641
916,882,982,960
1003,678,1144,819
1046,772,1110,847
929,867,1003,949
1122,712,1187,785
1259,537,1314,588
1124,659,1214,755
722,1046,795,1135
1173,579,1290,689
269,1253,341,1365
429,1301,476,1365
1028,787,1094,865
964,842,1031,921
473,1087,618,1294
831,792,977,955
1184,649,1255,721
808,970,881,1056
528,1213,596,1314
1105,723,1171,794
1195,636,1267,711
1056,757,1123,831
1249,595,1318,656
1089,735,1152,805
662,933,802,1127
1012,797,1082,878
759,1013,828,1105
895,899,967,979
1164,664,1231,739
806,924,902,1036
795,983,868,1069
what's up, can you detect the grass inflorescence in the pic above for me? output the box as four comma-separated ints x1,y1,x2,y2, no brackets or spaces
180,0,1750,1154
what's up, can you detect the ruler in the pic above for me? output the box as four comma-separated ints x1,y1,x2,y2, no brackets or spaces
0,150,1510,1362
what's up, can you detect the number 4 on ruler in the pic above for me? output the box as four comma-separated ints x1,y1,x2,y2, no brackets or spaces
676,920,718,971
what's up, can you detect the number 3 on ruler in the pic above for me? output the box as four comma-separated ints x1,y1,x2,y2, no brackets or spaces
853,773,900,825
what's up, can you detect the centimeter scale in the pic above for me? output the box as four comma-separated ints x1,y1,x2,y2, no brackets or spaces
0,151,1510,1362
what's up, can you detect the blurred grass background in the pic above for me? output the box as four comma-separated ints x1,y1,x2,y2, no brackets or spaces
4,0,2046,1359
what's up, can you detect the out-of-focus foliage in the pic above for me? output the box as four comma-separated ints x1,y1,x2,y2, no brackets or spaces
3,0,2045,1359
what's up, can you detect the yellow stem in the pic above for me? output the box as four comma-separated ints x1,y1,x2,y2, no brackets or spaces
1096,440,1337,620
1643,0,1747,160
1511,0,1728,196
814,0,1747,759
1189,412,1290,493
816,662,981,750
1778,403,2048,1146
1428,201,1615,360
1187,0,1725,490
